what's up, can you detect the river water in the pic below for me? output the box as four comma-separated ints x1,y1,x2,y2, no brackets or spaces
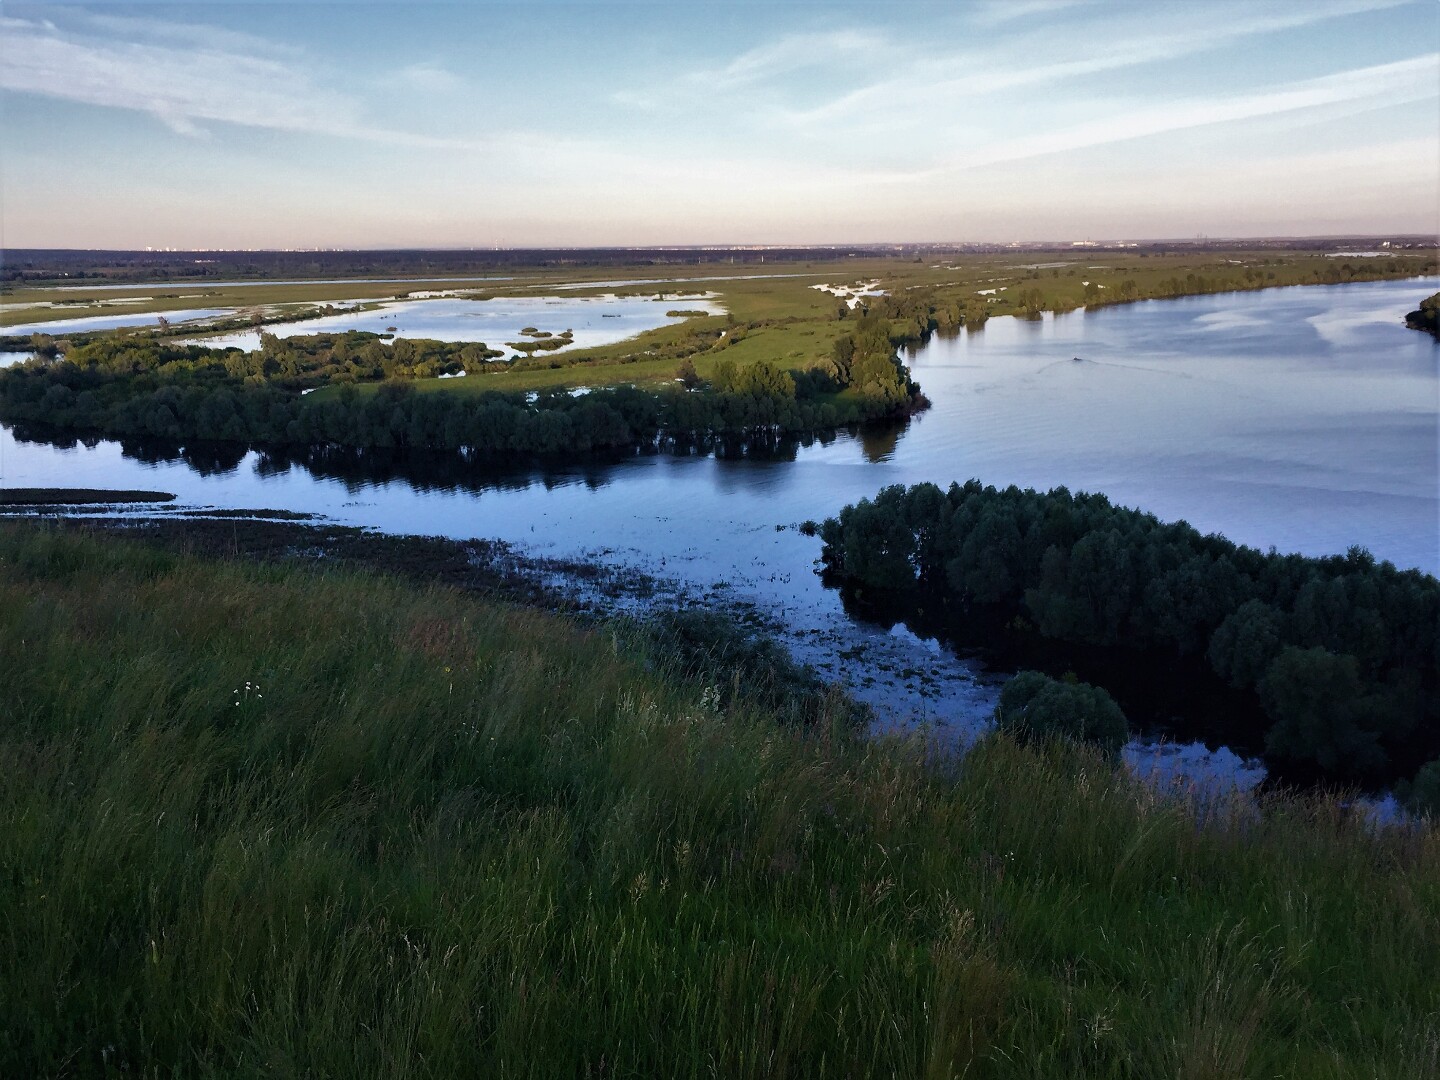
5,293,723,356
188,294,723,354
3,277,1436,795
2,308,233,336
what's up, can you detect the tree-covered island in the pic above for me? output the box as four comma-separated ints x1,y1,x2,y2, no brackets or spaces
820,481,1440,807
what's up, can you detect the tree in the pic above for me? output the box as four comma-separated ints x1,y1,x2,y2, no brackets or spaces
818,486,918,591
675,358,701,389
1207,599,1285,689
994,670,1128,760
1396,758,1440,820
1259,647,1385,777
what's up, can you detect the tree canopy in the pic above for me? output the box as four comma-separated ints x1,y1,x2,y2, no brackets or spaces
820,481,1440,788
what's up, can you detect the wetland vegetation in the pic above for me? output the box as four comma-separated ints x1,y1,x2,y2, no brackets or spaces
4,247,1432,459
0,312,921,455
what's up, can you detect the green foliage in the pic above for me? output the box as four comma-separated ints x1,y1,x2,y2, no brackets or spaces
0,313,923,454
1405,292,1440,339
848,314,913,404
817,484,919,591
2,524,1438,1077
1397,758,1440,820
995,670,1129,759
0,355,910,456
1208,599,1286,689
675,356,701,388
1259,647,1389,775
710,357,796,398
820,481,1440,785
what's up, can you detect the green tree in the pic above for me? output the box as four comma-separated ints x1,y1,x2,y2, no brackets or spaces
1259,647,1385,777
1396,758,1440,820
1207,599,1285,689
994,670,1128,760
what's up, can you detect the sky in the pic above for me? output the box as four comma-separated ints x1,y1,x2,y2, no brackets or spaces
1,0,1437,249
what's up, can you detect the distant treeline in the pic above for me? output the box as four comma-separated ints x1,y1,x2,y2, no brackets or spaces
1,246,928,284
0,318,922,455
7,241,1434,285
819,481,1440,791
819,257,1439,336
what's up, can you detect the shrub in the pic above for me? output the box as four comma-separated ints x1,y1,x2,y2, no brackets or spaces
995,670,1129,759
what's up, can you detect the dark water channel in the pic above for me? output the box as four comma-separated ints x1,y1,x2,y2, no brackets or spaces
3,278,1436,802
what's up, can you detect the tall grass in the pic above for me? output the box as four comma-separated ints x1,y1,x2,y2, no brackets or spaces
1,523,1436,1078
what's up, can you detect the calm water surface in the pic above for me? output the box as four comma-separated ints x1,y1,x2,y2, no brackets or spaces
4,277,1436,792
193,294,723,353
3,308,233,336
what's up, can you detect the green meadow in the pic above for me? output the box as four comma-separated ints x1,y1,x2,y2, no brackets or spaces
2,522,1436,1078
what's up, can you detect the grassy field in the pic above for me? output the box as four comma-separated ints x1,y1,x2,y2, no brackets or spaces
2,521,1437,1078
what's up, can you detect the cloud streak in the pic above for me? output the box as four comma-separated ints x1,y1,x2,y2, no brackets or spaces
0,14,472,149
909,54,1440,177
689,29,886,89
767,0,1416,127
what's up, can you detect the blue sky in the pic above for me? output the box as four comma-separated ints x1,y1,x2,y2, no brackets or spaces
1,0,1436,248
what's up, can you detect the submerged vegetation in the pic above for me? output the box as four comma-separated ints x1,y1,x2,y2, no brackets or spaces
2,522,1438,1077
820,482,1440,796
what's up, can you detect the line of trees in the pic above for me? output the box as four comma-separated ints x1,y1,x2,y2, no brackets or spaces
864,256,1439,328
0,319,923,456
819,481,1440,793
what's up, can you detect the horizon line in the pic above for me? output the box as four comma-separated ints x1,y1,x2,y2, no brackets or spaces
6,234,1439,255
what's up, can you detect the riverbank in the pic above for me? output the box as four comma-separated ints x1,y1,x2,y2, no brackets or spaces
3,521,1436,1076
10,512,661,615
0,487,175,505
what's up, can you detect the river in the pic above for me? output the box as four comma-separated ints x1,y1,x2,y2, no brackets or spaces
3,277,1436,796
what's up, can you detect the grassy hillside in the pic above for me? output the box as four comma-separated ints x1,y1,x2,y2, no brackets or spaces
2,523,1437,1077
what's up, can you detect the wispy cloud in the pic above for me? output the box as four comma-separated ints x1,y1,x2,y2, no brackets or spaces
610,28,889,111
692,29,886,89
72,10,309,60
912,54,1440,177
967,0,1092,28
385,62,470,96
0,14,470,147
774,0,1415,127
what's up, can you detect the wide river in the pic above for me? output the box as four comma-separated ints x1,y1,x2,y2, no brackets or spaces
3,277,1436,792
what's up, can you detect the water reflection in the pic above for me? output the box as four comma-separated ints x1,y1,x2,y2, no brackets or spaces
857,419,905,462
7,423,863,500
192,294,722,353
